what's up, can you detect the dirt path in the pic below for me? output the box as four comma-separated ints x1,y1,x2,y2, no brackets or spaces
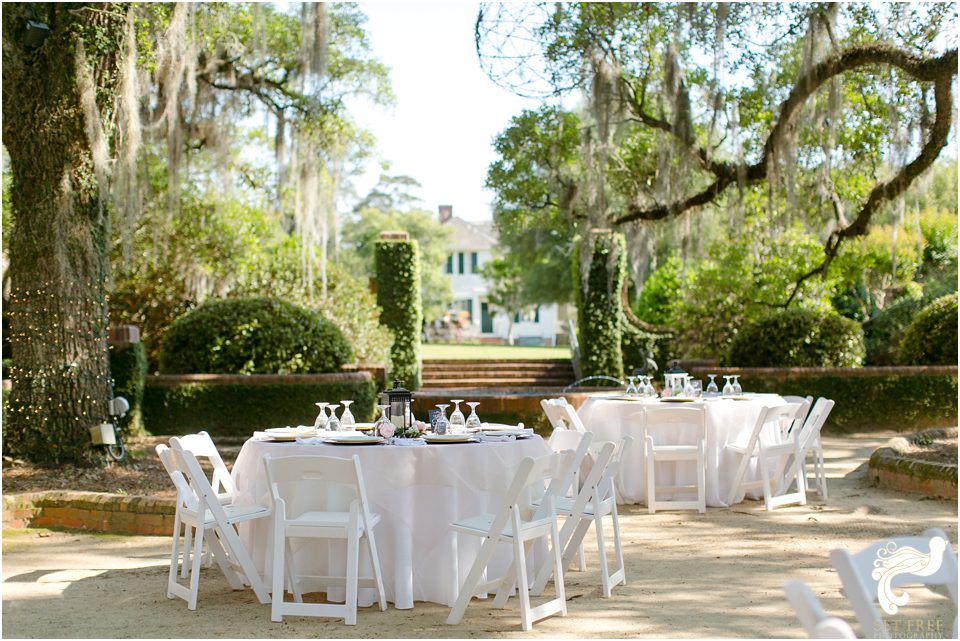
2,432,956,639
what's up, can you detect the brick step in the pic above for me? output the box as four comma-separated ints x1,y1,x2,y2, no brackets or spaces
423,367,574,376
421,377,573,388
423,361,573,372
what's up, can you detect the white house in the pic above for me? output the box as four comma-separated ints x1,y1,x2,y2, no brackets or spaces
434,205,569,346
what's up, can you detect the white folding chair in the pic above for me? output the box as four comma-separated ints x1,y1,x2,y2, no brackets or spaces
798,398,835,499
170,431,236,505
263,453,386,624
533,436,632,598
782,396,813,438
724,402,805,511
156,444,271,610
546,429,594,573
446,450,574,631
830,528,958,639
540,397,587,432
642,406,707,514
784,579,857,639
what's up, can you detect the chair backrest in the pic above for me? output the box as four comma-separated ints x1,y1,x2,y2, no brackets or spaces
541,397,587,432
547,429,593,497
796,398,835,459
169,432,235,499
829,527,958,639
263,454,371,524
584,435,633,506
741,403,803,453
642,406,706,439
159,443,232,525
781,396,813,437
784,579,857,639
156,443,201,514
499,451,574,534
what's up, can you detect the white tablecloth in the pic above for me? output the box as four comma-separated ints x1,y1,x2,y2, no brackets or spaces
577,394,787,507
231,436,551,609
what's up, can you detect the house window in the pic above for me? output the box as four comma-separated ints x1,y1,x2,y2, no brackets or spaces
446,254,453,274
458,252,465,274
470,252,478,273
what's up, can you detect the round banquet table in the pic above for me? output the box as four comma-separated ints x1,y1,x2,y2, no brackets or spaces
577,394,788,507
230,435,551,609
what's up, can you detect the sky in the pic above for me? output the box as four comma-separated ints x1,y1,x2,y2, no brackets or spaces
351,2,545,222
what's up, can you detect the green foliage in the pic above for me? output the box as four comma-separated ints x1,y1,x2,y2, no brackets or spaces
634,255,682,325
486,107,582,306
687,368,958,434
159,298,352,375
898,294,959,366
728,308,865,367
863,293,926,365
576,232,625,379
479,257,527,341
341,176,451,319
621,318,669,376
143,377,377,437
375,238,422,389
108,342,147,436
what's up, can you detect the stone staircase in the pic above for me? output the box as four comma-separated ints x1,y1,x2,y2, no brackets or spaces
421,359,576,389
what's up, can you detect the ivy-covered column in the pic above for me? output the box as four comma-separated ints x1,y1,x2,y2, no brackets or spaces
573,229,625,380
375,232,422,389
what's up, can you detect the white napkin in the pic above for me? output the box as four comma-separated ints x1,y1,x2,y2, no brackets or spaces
391,438,425,446
478,434,516,442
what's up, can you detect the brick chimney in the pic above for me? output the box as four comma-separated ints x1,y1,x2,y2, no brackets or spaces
438,205,453,223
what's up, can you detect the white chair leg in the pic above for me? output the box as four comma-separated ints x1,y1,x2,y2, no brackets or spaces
594,514,611,598
181,517,192,579
216,523,271,604
697,445,706,514
610,504,626,590
513,535,533,632
345,516,360,626
187,525,205,611
816,447,828,499
365,525,387,611
167,513,183,599
447,534,501,625
285,539,302,603
271,516,285,622
759,454,773,512
646,436,657,514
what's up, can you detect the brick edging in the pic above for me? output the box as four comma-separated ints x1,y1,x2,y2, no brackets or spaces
3,491,176,535
868,428,958,500
687,365,957,378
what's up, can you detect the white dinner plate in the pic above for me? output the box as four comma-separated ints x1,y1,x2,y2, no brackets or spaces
480,428,532,438
660,397,696,403
422,434,477,444
606,396,646,402
263,427,314,441
480,423,525,431
323,434,384,445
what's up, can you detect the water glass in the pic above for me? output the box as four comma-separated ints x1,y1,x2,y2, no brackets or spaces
722,376,734,396
326,404,341,431
465,402,481,430
313,402,329,430
625,376,638,396
449,399,466,434
340,400,356,430
706,375,719,396
435,404,450,435
732,375,743,395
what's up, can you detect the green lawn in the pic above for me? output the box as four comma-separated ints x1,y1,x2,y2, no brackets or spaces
421,343,572,360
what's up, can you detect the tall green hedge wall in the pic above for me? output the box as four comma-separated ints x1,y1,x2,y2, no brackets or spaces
108,342,147,436
142,377,377,437
575,231,625,380
375,237,422,389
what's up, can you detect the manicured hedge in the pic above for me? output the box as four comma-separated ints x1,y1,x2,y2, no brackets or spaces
574,231,625,380
142,375,378,437
686,366,957,434
159,297,352,375
898,293,958,366
109,342,147,436
375,237,422,389
727,308,864,367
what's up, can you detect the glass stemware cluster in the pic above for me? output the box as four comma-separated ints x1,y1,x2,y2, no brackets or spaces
312,400,358,432
720,375,742,396
434,399,481,434
625,375,656,397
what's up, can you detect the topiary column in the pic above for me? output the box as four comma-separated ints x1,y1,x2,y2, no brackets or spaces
375,232,422,389
573,229,625,380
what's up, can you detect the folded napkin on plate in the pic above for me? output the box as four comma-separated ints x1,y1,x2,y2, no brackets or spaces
478,433,516,442
295,436,325,444
391,437,425,446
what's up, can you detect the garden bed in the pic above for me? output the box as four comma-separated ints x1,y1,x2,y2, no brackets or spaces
868,428,958,499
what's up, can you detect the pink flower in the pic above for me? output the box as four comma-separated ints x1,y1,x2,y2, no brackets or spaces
379,423,396,438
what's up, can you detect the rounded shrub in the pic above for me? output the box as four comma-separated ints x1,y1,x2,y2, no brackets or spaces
158,297,352,375
727,308,865,367
897,293,958,366
862,294,925,365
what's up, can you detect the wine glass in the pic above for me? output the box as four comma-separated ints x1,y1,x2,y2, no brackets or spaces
465,402,481,430
435,404,450,435
375,404,393,437
326,404,341,431
449,399,466,434
690,380,703,398
644,376,656,397
683,377,696,398
340,400,356,431
625,376,638,396
732,375,743,395
313,402,329,431
721,376,734,396
706,375,719,396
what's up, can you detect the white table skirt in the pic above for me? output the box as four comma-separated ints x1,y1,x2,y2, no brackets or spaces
577,394,787,507
231,436,551,609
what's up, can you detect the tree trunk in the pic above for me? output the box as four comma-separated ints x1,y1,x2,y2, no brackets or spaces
2,3,124,465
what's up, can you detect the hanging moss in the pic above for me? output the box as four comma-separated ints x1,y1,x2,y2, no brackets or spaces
375,236,422,389
574,231,625,380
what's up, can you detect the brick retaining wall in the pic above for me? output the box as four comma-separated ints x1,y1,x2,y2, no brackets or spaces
3,491,176,535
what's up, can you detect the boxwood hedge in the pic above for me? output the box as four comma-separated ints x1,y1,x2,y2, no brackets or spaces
142,375,377,437
109,342,147,436
898,293,958,366
727,308,864,367
158,297,352,375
